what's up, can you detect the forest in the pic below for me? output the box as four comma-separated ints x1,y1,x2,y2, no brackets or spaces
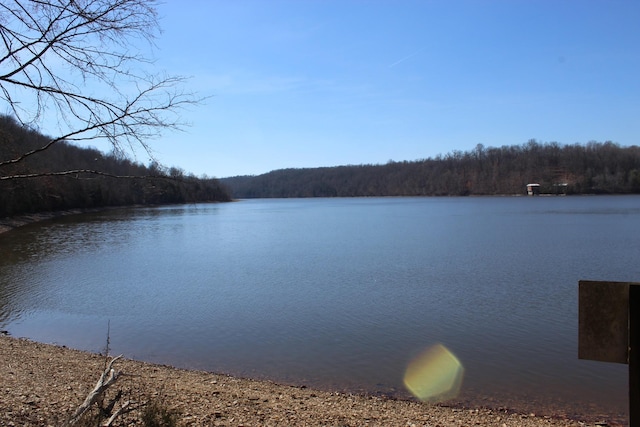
0,115,231,218
221,140,640,198
3,108,640,218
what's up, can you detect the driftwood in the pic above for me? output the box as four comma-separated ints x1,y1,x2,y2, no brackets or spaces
101,400,133,427
63,355,123,426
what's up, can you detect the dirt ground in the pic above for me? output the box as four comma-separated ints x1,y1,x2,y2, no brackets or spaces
0,335,614,427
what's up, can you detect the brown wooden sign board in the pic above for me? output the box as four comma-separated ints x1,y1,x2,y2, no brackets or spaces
578,280,633,364
578,280,640,426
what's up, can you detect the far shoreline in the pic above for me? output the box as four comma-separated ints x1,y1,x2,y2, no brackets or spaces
0,193,627,235
0,202,230,235
0,207,117,235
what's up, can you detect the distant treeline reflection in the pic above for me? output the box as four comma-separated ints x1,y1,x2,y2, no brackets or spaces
222,140,640,198
0,115,231,218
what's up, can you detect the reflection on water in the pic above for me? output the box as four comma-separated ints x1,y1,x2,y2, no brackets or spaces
1,196,638,421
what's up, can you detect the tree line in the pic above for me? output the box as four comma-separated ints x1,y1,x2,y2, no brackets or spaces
221,140,640,198
0,115,231,218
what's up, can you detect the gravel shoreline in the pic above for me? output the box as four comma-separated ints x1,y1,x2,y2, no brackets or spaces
0,209,108,235
0,335,612,427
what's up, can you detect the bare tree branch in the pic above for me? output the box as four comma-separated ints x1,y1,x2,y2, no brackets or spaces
0,168,165,180
0,0,200,178
101,400,139,427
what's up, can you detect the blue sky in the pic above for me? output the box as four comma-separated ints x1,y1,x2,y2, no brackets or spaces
138,0,638,177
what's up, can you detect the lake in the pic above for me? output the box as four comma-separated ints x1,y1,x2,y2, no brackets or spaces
1,195,638,421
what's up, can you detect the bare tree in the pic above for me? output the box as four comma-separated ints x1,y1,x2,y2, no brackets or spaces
0,0,197,177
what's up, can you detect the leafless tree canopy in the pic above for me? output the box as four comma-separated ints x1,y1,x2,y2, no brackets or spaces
0,0,196,168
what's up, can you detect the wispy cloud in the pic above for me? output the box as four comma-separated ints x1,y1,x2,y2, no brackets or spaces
190,72,307,95
388,48,425,68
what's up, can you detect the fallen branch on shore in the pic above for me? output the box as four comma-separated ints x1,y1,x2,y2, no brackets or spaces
63,355,124,426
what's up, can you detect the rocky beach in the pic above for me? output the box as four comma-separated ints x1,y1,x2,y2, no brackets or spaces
0,335,614,427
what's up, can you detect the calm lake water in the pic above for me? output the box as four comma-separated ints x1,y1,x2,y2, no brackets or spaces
1,196,639,421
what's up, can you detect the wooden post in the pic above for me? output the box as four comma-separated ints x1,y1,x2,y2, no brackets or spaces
630,285,639,426
578,280,640,426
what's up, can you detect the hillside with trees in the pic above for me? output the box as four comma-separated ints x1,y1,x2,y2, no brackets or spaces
0,115,231,218
221,140,640,198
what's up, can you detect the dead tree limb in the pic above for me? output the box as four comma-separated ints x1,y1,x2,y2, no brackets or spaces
101,400,136,427
63,355,123,426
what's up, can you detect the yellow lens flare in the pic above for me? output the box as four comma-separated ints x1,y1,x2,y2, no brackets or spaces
403,343,464,403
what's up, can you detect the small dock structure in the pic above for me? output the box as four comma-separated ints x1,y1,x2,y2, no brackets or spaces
526,183,540,196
